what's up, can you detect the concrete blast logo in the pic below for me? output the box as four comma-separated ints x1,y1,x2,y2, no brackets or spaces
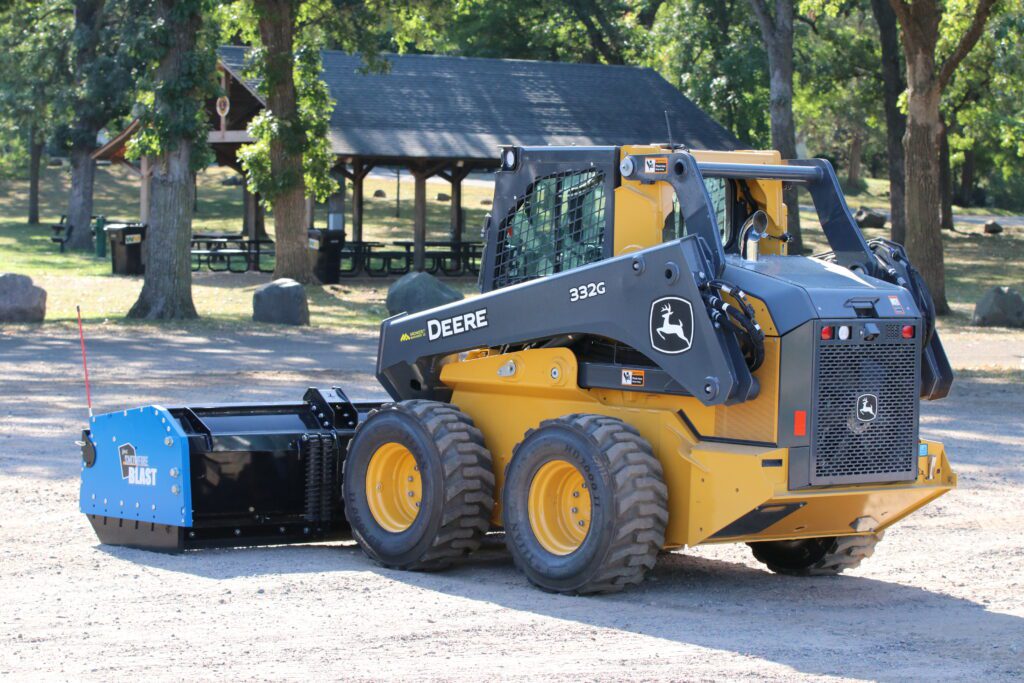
119,443,157,486
649,297,694,354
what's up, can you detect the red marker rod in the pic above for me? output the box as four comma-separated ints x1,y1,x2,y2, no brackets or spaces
76,305,93,418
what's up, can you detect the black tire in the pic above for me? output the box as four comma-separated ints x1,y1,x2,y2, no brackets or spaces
502,414,668,594
342,400,495,571
748,532,884,576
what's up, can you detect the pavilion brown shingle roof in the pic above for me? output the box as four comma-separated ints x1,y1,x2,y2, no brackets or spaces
217,46,740,162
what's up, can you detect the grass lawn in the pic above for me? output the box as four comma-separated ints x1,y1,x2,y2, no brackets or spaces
0,163,1021,336
0,164,489,333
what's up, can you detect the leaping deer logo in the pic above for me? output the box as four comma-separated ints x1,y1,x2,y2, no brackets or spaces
656,303,690,345
649,297,694,354
856,394,878,422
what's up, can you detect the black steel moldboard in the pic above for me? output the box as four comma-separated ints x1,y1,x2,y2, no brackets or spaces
89,514,187,553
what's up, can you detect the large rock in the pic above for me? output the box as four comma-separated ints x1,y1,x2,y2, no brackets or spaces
0,273,46,323
854,207,887,229
372,189,386,198
983,219,1003,235
386,272,463,316
972,286,1024,328
252,278,310,326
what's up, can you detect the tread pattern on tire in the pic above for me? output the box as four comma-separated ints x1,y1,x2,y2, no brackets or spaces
349,400,495,571
513,413,669,594
750,532,885,576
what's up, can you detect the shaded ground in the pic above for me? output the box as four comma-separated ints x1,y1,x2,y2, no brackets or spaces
0,327,1022,681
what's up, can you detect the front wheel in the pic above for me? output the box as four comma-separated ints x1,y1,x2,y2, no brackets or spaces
502,414,668,594
748,532,884,576
342,400,495,571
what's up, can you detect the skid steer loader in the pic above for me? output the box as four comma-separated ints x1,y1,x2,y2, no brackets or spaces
80,145,956,594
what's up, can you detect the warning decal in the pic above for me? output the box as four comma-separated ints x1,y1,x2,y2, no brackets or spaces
643,157,669,174
621,369,645,387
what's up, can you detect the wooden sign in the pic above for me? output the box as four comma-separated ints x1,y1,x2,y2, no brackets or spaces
216,96,230,118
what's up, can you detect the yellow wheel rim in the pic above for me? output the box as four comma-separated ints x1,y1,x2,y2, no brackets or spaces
528,460,592,555
365,442,422,533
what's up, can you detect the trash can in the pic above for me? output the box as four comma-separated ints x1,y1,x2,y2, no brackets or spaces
308,227,344,284
93,216,107,259
105,223,147,275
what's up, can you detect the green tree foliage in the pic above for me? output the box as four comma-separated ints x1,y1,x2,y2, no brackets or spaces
0,0,71,221
647,0,771,147
61,0,151,249
943,0,1024,209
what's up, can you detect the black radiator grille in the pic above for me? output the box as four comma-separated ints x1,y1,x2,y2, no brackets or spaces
811,331,919,485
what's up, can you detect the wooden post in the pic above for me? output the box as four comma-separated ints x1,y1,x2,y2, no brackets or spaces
327,168,346,233
414,170,427,272
449,166,469,243
352,159,364,243
243,185,256,240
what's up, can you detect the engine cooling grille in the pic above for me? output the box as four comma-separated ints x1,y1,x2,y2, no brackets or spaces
811,326,919,485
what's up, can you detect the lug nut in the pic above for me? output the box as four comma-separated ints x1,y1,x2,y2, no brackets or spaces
577,520,586,527
572,491,580,498
407,491,415,497
571,507,578,514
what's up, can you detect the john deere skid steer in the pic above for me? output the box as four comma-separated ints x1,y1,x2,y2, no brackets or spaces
80,145,956,594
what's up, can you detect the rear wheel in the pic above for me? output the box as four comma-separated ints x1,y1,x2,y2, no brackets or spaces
502,414,668,594
342,400,494,570
748,532,884,576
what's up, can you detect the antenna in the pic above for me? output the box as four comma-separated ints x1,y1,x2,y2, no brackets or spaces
664,110,674,149
76,305,93,418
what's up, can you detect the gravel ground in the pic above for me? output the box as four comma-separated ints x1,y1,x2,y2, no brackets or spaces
1,326,1022,681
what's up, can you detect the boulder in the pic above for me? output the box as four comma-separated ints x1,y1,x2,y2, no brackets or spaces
853,207,887,229
0,273,46,323
252,278,310,326
480,198,492,206
373,189,387,198
436,192,451,202
983,219,1003,235
972,286,1024,328
386,272,463,316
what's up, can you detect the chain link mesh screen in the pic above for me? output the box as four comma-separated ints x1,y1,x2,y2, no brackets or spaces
492,170,607,288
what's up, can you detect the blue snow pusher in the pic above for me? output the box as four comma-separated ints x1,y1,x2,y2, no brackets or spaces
79,388,378,551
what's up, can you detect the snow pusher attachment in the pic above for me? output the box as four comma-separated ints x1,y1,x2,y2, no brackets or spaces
79,388,379,552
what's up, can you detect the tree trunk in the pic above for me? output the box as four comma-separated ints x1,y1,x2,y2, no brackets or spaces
127,0,201,321
847,131,863,188
890,0,997,315
66,140,97,250
128,146,199,319
28,126,43,225
939,120,954,231
958,147,975,207
903,79,948,313
749,0,803,253
255,0,311,283
871,0,907,244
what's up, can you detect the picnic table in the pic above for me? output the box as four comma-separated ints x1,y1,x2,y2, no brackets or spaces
390,240,483,277
191,233,275,273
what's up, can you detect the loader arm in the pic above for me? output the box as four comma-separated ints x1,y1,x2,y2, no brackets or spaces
377,234,758,406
